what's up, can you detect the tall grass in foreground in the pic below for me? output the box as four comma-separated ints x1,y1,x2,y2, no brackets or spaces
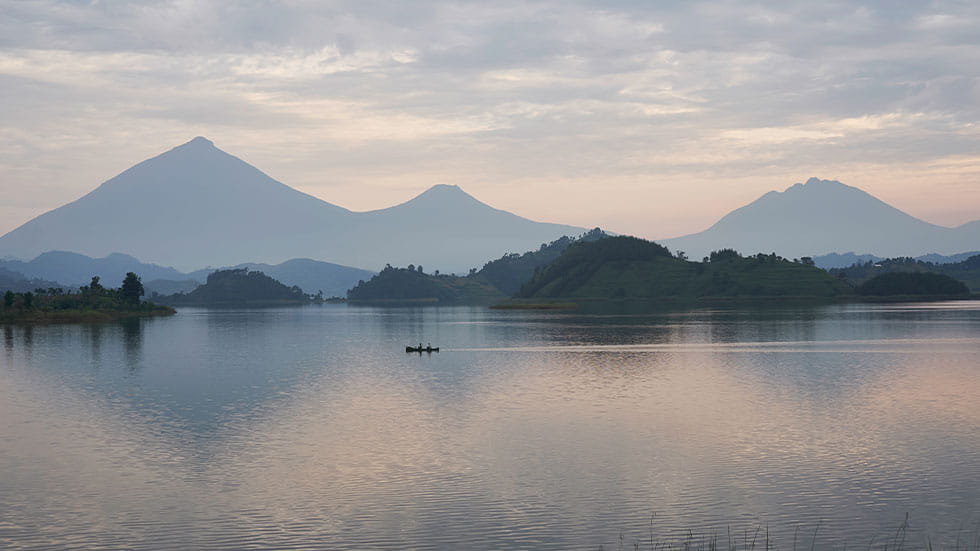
599,515,980,551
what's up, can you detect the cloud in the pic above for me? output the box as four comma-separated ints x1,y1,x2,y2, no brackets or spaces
0,0,978,238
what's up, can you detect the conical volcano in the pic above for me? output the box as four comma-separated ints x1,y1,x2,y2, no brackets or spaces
0,138,585,271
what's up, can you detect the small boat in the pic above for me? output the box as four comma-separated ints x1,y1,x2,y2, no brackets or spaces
406,345,439,353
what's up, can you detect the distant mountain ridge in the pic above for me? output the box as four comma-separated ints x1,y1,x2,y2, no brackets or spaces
661,178,979,260
0,251,186,287
0,137,586,273
0,251,374,298
812,250,980,270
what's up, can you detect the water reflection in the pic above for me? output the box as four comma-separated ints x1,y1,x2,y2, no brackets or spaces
1,302,979,549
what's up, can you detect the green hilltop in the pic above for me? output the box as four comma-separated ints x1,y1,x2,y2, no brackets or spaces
347,229,608,304
159,268,309,306
347,264,504,304
831,254,980,292
517,237,852,301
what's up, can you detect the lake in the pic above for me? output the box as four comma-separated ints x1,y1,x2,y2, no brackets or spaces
2,302,979,550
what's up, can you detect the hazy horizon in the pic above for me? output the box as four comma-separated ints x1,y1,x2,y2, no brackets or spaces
2,2,979,240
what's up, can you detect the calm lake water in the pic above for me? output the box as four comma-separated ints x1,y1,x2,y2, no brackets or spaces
2,302,979,550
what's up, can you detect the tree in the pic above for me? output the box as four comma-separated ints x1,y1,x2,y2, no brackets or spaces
120,272,144,305
3,290,13,309
22,291,33,309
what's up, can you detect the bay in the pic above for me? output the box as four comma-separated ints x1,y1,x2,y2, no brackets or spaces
1,302,979,550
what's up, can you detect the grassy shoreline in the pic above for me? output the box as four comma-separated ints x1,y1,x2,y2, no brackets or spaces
0,305,175,324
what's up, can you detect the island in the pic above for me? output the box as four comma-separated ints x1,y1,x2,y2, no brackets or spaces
515,236,852,303
1,272,174,323
156,268,313,306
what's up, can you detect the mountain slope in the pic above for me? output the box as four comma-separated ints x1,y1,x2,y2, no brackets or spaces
0,251,187,286
0,138,586,273
347,184,585,273
518,236,851,300
220,258,375,298
662,178,979,259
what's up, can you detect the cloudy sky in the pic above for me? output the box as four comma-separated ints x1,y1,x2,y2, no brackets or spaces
1,0,978,239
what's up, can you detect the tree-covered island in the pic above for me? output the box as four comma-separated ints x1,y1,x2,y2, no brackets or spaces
156,268,314,306
515,237,853,303
1,272,174,323
345,231,891,306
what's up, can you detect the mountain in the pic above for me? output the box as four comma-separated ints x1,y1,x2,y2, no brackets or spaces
343,228,610,304
214,258,375,298
812,250,980,269
661,178,980,260
829,254,980,292
0,137,586,273
158,268,308,307
812,252,882,270
518,236,851,300
0,250,375,299
0,267,64,294
347,266,504,305
0,251,186,287
915,251,980,264
474,228,608,295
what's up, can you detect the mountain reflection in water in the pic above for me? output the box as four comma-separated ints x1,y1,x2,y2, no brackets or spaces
1,302,979,550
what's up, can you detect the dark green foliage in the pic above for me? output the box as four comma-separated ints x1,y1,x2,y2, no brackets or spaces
161,268,308,306
348,265,503,304
519,235,675,298
0,272,172,322
709,249,741,262
120,272,144,304
519,237,852,300
346,229,608,304
831,254,980,292
475,228,608,295
857,272,969,296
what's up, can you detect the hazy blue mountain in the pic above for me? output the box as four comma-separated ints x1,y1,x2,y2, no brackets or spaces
0,138,585,273
0,250,373,298
0,251,186,287
915,251,980,264
144,279,201,297
813,250,980,269
0,267,65,293
812,252,882,270
662,178,980,260
219,258,375,297
158,268,308,307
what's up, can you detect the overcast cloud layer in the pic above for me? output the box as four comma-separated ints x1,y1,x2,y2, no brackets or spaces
2,0,978,241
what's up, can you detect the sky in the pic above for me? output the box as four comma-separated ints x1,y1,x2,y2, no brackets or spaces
1,0,979,240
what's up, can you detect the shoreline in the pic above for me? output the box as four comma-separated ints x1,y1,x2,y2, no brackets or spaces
0,306,176,325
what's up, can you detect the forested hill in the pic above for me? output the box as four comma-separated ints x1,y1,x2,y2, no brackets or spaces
518,237,852,300
474,228,608,294
159,269,308,306
831,254,980,292
857,272,970,297
347,265,504,304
